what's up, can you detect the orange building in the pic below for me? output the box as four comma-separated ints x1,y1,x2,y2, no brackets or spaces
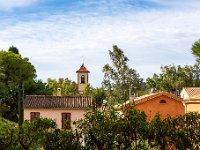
128,92,185,121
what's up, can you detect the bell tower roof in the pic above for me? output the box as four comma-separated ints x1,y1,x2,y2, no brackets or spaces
76,64,90,73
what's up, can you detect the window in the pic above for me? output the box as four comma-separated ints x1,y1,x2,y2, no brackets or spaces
62,113,71,129
81,75,85,84
160,100,167,104
30,112,40,121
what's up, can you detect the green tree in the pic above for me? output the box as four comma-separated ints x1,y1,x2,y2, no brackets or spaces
47,78,78,96
43,129,83,150
83,84,93,96
76,105,149,150
0,50,36,86
8,46,19,54
192,39,200,63
92,88,107,105
24,79,53,95
0,110,199,150
18,118,56,150
148,112,200,149
0,117,18,150
0,50,36,121
102,45,143,104
82,85,107,105
146,64,200,92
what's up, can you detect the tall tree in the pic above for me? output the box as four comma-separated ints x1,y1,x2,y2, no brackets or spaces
47,78,78,96
8,46,19,54
24,79,53,95
146,64,200,92
102,45,143,104
192,39,200,63
83,84,93,96
0,50,36,121
92,87,107,105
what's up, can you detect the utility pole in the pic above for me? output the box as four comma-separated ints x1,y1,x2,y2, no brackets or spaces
18,81,24,127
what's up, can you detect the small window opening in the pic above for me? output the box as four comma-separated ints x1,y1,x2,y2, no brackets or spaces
81,75,85,84
62,113,71,129
30,112,40,121
160,100,167,104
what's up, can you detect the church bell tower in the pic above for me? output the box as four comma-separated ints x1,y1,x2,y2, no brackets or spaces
76,64,90,94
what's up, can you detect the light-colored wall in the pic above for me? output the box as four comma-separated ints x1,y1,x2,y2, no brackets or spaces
180,89,190,100
185,103,200,113
77,73,89,92
24,108,86,128
180,89,200,113
135,95,185,122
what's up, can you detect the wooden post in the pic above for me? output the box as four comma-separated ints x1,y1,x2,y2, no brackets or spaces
18,82,24,127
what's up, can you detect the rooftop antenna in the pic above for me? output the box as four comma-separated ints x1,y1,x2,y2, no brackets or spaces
82,55,85,64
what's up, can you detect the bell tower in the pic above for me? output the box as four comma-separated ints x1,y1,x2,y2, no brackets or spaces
76,64,90,94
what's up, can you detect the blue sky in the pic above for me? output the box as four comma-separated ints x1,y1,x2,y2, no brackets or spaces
0,0,200,87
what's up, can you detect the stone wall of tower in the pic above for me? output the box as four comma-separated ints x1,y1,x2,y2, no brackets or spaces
77,72,89,93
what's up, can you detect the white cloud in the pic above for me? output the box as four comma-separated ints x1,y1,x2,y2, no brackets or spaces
0,1,199,86
0,0,39,11
147,0,200,9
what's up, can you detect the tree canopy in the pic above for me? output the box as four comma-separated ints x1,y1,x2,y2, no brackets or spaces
146,64,200,92
47,78,78,96
0,49,36,121
8,46,19,54
0,50,36,86
192,39,200,63
102,45,143,104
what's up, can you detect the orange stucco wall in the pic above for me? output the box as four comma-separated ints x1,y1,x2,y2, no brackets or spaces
24,108,86,128
135,95,185,122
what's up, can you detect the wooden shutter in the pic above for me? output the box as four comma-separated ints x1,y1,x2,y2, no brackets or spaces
62,113,71,129
30,112,40,121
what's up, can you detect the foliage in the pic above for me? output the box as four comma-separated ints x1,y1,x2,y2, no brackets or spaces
102,45,143,104
77,105,148,150
0,50,36,86
146,64,200,92
18,118,56,150
83,83,93,96
148,113,200,149
192,39,200,63
8,46,19,54
76,105,200,150
92,88,107,105
82,84,107,105
0,117,18,150
0,110,200,150
0,50,36,121
47,78,78,96
24,79,53,95
43,129,83,150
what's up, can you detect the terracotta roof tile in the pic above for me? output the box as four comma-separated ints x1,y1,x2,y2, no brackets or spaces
184,87,200,97
76,64,90,73
190,95,200,100
122,92,183,106
133,92,183,104
24,95,92,109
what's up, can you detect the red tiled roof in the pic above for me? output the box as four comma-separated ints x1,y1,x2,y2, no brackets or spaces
183,87,200,98
190,95,200,100
115,92,183,109
133,92,183,104
76,64,90,73
121,92,183,106
24,95,92,109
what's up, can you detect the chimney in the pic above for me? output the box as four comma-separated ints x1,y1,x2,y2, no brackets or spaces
57,88,61,96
